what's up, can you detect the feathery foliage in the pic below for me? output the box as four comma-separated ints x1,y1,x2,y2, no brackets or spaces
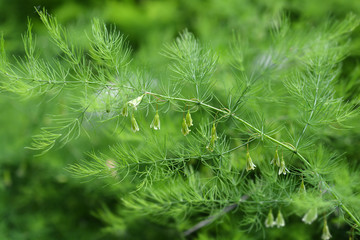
1,7,360,239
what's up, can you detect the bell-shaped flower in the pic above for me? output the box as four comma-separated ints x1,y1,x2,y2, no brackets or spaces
131,113,139,132
206,123,218,152
150,110,160,130
127,94,144,110
321,219,332,240
181,117,190,136
278,156,290,175
302,207,318,224
186,110,193,127
265,209,275,228
246,151,256,171
206,137,216,152
299,178,306,194
275,209,285,228
121,104,128,117
271,149,281,167
210,123,217,140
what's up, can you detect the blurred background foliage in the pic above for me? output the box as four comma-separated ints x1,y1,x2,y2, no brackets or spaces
0,0,359,239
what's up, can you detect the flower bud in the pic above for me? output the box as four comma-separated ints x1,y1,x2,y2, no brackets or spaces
131,113,139,132
302,208,318,224
128,94,144,110
321,218,332,240
246,150,256,171
181,117,190,136
265,209,275,228
150,110,160,130
275,209,285,228
186,110,193,127
121,104,128,117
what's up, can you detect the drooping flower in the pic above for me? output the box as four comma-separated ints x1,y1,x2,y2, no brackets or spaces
206,123,218,152
207,138,215,152
121,104,128,117
131,113,139,132
181,117,190,136
299,177,306,194
275,209,285,228
265,209,275,228
271,148,281,167
321,218,332,240
246,150,256,171
278,155,290,175
150,110,160,130
186,110,193,127
127,94,144,110
302,208,318,224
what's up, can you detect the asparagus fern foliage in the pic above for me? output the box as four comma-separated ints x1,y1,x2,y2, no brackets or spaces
1,8,360,237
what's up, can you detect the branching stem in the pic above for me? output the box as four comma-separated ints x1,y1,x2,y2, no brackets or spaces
144,91,360,227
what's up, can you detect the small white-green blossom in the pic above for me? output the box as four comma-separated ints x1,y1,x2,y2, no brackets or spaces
302,208,318,224
299,178,306,193
131,113,139,132
275,209,285,228
321,219,332,240
181,117,190,136
206,123,217,152
128,94,144,110
246,151,256,171
150,110,160,130
265,209,275,228
271,149,281,167
121,104,128,117
278,157,290,175
186,110,193,127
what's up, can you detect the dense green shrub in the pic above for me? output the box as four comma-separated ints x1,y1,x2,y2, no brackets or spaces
1,1,360,239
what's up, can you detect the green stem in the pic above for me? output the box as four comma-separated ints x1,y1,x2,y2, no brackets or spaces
146,91,309,165
145,91,360,227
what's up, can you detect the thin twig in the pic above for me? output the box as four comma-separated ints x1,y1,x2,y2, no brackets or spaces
183,196,249,237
